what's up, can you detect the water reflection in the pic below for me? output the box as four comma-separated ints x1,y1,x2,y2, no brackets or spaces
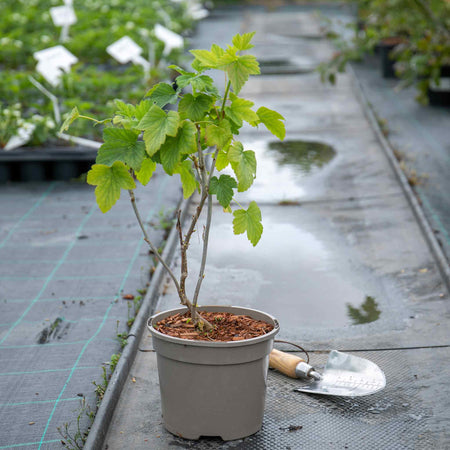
268,140,336,175
346,296,381,325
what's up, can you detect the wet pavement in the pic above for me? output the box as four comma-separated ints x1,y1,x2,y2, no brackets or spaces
352,55,450,265
103,4,450,450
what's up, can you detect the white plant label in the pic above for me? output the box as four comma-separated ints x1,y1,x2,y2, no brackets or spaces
4,124,36,151
50,5,77,27
34,45,78,86
154,24,184,55
106,36,143,64
188,4,209,20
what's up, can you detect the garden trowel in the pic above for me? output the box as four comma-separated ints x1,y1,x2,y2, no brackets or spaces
269,349,386,397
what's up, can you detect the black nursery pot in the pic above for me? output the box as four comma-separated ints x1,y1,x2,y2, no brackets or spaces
427,67,450,107
379,41,399,79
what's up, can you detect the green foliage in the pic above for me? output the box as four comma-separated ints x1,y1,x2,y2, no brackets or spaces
67,32,284,316
233,201,263,246
87,162,136,213
1,0,198,143
67,32,285,243
319,0,450,104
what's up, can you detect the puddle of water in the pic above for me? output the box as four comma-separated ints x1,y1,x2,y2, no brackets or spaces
235,139,336,203
347,295,381,325
183,207,370,330
259,58,315,75
268,140,336,175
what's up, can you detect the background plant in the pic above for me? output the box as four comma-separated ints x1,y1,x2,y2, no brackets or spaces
1,0,198,144
318,0,450,104
63,32,285,329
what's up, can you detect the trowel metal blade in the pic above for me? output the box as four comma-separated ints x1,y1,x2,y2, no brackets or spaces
294,350,386,397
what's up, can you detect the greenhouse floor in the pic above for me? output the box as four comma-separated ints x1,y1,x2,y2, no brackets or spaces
101,5,450,450
1,3,449,450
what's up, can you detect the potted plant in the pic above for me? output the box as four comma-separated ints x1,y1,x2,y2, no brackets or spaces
62,32,285,440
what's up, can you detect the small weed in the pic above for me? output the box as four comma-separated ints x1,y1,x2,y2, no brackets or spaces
57,397,95,449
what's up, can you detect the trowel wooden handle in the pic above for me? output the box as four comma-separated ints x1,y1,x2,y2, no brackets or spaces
269,349,305,378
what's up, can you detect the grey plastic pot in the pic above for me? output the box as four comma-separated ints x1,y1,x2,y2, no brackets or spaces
148,305,280,441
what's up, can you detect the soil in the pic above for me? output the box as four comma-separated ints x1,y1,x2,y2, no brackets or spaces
154,311,274,342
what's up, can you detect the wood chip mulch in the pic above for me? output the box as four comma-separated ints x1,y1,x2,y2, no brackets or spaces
154,311,274,342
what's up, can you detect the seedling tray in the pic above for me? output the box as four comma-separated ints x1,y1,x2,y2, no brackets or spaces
0,144,97,182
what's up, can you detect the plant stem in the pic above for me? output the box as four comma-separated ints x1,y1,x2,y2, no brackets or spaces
128,189,181,297
220,80,231,116
192,146,220,307
128,189,213,330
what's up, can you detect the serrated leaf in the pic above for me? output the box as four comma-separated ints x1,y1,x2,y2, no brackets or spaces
190,75,219,97
159,120,197,174
190,49,219,69
178,93,213,122
96,128,145,171
145,83,178,108
134,100,152,121
114,100,135,118
174,160,198,199
232,32,255,51
168,64,190,75
211,44,225,59
176,73,195,90
210,174,237,208
232,201,263,246
228,141,256,192
256,106,286,140
226,93,259,126
87,162,135,213
60,107,79,132
136,105,180,156
205,119,232,149
219,53,260,94
135,158,156,186
216,148,229,171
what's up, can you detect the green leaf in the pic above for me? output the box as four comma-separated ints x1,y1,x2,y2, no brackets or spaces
216,148,229,171
114,100,135,118
190,75,219,97
205,119,232,149
211,44,225,59
256,106,286,140
159,120,197,174
87,162,136,213
232,201,263,246
60,107,79,133
175,73,195,90
136,105,180,156
96,128,145,171
145,83,178,108
168,64,190,75
190,49,219,69
232,32,255,51
226,92,259,126
178,93,213,122
210,174,237,208
135,158,156,186
218,53,260,94
134,100,152,121
228,141,256,192
174,160,198,199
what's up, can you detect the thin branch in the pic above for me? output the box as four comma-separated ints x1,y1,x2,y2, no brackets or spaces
221,80,231,116
192,146,220,307
128,189,213,330
177,210,188,298
128,189,181,296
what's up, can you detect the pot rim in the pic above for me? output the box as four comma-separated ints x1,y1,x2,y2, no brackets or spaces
148,305,280,348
